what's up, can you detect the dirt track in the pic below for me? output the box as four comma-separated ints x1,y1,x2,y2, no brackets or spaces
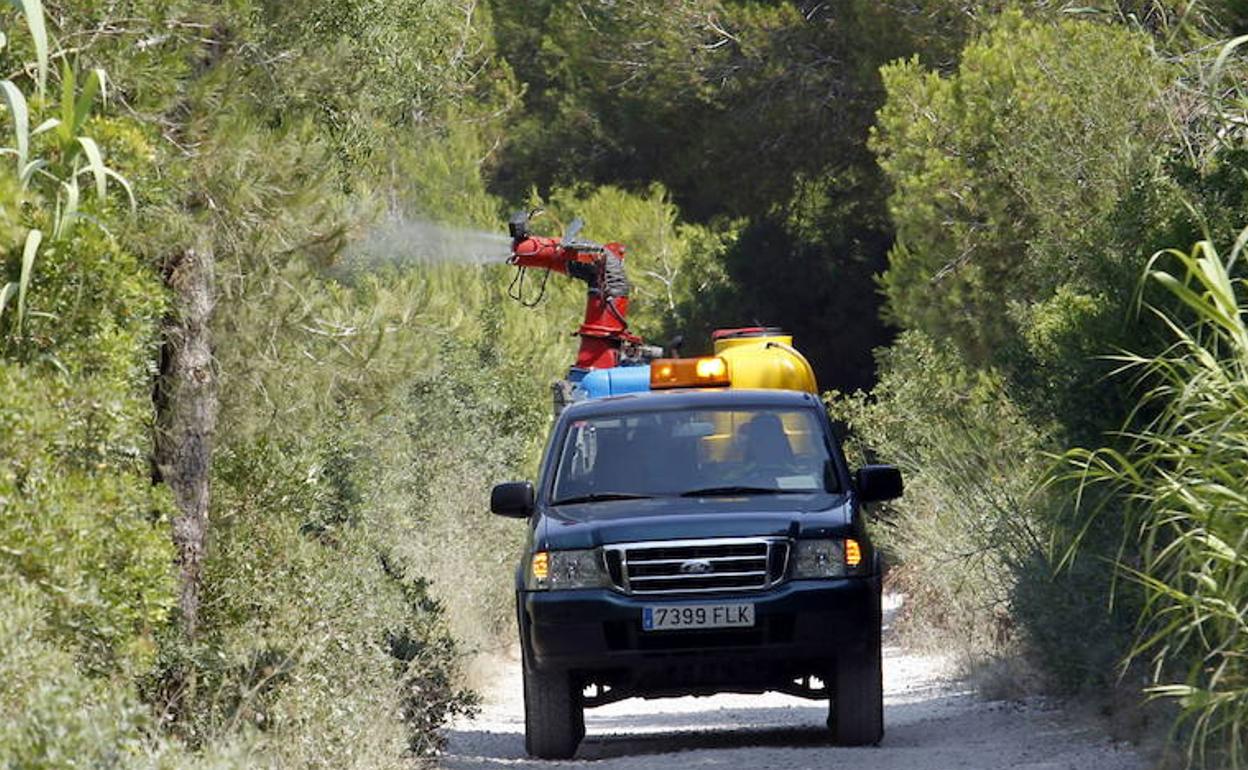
440,599,1147,770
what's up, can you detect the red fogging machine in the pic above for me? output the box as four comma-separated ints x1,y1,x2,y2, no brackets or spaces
507,209,662,375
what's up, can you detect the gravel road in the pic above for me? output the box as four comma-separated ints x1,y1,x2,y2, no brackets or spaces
440,599,1147,770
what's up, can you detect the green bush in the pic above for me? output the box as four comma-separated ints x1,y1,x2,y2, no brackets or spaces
830,332,1048,656
873,11,1169,371
858,10,1210,698
831,329,1141,689
0,53,178,759
372,335,549,654
189,427,477,761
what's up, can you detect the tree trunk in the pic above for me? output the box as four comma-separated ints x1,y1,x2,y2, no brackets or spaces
153,247,217,641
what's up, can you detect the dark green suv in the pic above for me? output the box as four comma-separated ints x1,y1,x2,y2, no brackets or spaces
491,388,902,759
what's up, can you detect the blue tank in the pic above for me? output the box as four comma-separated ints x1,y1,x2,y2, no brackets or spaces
579,365,652,399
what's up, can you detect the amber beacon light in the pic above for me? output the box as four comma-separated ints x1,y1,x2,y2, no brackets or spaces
650,356,731,389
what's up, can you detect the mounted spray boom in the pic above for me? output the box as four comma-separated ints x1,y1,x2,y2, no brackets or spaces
507,210,660,373
503,212,819,416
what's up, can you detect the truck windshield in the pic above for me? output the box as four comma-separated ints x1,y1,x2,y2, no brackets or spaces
551,407,837,503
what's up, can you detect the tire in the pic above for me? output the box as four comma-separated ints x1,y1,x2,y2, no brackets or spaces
522,656,583,759
828,638,884,746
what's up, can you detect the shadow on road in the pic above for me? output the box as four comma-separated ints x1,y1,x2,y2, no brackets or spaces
440,694,1025,768
443,722,832,766
440,599,1143,770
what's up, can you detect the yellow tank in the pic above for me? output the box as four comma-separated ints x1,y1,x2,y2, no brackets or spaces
712,328,818,394
689,329,819,461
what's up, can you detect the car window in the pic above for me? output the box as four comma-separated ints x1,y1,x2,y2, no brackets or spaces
552,407,837,503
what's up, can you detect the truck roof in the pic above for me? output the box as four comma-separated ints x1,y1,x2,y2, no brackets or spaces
559,388,824,420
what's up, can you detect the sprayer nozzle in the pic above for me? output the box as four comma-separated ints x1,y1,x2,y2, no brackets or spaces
508,210,530,242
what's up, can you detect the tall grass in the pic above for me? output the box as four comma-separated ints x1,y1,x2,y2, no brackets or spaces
1065,234,1248,767
0,4,132,347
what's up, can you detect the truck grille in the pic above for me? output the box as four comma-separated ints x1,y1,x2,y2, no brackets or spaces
604,537,789,595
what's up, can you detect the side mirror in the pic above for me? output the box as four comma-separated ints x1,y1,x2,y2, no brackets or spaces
856,465,903,503
491,481,535,518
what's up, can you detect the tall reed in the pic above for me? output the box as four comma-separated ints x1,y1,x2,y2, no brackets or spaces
1065,234,1248,767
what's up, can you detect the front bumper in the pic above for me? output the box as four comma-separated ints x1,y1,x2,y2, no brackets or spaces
520,577,880,692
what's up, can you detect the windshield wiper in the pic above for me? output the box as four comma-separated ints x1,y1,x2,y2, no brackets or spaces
679,485,791,497
552,492,655,506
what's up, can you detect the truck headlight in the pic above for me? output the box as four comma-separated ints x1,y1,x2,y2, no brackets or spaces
526,549,611,590
791,539,847,578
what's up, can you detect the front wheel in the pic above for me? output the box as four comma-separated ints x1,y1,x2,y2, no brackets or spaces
828,640,884,746
522,656,583,759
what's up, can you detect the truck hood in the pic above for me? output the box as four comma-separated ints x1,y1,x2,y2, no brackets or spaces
536,494,855,550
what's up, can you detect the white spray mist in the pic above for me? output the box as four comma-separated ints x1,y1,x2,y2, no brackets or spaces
348,216,512,268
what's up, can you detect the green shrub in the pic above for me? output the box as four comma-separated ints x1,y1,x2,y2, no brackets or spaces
831,330,1141,687
0,579,158,769
186,415,477,762
830,332,1048,656
859,8,1219,702
873,11,1169,374
374,333,550,653
0,55,178,758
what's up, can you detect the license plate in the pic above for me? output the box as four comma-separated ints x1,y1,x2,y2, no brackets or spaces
642,603,755,631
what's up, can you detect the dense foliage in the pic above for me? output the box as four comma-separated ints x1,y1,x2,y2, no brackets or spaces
0,2,727,765
5,0,1248,767
486,0,939,392
837,5,1248,765
1066,241,1248,765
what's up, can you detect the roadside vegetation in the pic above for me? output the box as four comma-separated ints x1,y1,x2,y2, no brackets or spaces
834,6,1248,766
1065,240,1248,766
3,0,1248,768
